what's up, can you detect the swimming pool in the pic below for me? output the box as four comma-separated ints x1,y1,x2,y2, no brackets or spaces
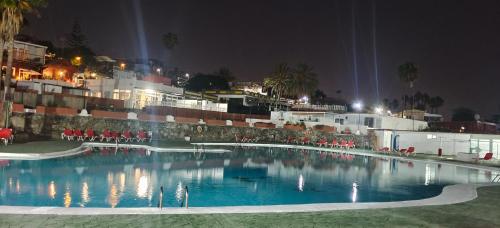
0,146,495,208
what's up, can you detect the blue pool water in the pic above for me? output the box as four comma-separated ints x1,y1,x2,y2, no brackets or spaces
0,146,494,208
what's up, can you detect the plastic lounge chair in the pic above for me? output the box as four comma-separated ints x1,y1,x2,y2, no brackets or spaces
404,147,415,156
137,130,147,143
339,140,347,148
0,128,12,146
475,152,493,161
100,129,112,142
347,140,355,149
111,131,120,142
74,129,84,141
329,139,338,148
85,129,97,141
121,130,133,142
316,138,328,147
61,129,74,141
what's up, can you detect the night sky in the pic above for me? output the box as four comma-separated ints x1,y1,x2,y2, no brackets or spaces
24,0,500,119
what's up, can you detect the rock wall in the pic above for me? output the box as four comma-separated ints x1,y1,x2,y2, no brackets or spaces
10,113,370,146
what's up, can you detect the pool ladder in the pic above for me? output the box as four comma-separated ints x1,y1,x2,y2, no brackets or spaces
492,174,500,183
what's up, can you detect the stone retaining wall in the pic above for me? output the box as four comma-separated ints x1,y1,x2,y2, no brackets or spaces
10,113,369,146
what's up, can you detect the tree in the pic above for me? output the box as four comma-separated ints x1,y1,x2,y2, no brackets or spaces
263,63,292,109
398,62,419,117
428,96,444,114
214,67,235,82
185,73,229,92
289,63,318,97
0,0,46,101
64,20,95,69
452,107,476,121
162,32,178,50
311,89,326,105
398,62,419,88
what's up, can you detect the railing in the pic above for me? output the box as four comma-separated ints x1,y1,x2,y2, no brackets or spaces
291,104,347,112
493,174,500,183
145,100,228,113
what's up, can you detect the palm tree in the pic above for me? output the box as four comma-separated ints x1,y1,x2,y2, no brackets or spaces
263,63,291,110
0,0,45,101
429,96,444,114
398,62,419,119
398,62,419,88
162,32,178,50
162,32,178,71
289,63,318,98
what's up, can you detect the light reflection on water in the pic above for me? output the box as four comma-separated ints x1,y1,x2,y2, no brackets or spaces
0,147,497,208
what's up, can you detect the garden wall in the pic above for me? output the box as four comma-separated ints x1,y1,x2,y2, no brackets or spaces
10,112,369,147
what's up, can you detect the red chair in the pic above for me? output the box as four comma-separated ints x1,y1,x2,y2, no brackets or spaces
329,139,338,148
85,129,97,141
347,140,355,149
483,152,493,160
111,131,120,142
121,130,133,142
61,129,74,141
137,130,147,142
100,129,112,142
404,147,415,156
378,147,390,153
316,138,328,147
74,129,84,141
0,128,13,146
339,140,347,148
302,137,311,145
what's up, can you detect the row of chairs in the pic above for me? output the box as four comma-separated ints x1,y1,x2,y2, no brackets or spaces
378,146,415,156
61,129,152,143
283,136,356,149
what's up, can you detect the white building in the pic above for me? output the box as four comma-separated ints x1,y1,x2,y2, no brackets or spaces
85,77,184,109
374,130,500,160
333,113,428,134
263,111,428,134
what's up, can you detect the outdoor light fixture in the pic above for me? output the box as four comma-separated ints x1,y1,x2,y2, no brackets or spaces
375,106,383,114
352,101,363,112
120,63,126,70
75,56,81,61
185,73,190,78
156,68,162,74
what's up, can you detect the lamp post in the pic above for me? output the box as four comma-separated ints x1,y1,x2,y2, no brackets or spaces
352,101,363,134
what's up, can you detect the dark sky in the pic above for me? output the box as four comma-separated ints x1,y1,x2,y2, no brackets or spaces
24,0,500,119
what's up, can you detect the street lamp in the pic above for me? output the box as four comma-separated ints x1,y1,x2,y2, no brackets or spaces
156,68,162,75
120,63,126,70
374,106,383,115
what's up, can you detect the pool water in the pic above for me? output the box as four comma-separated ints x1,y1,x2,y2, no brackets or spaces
0,146,494,208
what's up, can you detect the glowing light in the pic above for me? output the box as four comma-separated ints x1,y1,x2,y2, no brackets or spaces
108,184,119,208
352,101,363,111
64,186,72,207
175,182,184,204
90,72,97,77
48,181,56,199
81,182,90,206
185,73,190,78
297,174,304,192
156,68,162,74
374,106,383,114
75,56,81,61
120,63,126,70
137,176,149,198
352,182,358,203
